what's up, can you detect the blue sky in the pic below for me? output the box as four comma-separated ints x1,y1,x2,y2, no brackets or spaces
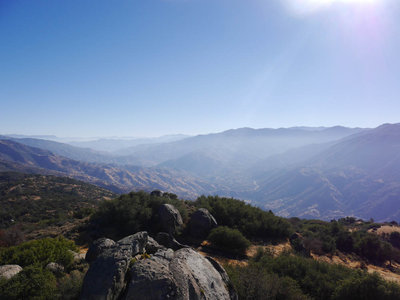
1,0,399,137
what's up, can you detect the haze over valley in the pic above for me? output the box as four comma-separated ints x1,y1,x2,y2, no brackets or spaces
2,123,399,222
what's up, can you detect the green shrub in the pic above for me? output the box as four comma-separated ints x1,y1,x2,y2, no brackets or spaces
332,272,400,300
208,226,251,255
225,264,309,300
226,250,400,300
195,195,292,240
0,265,57,300
0,236,77,270
91,191,188,238
56,270,85,300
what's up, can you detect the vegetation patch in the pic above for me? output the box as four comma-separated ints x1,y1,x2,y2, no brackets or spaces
195,195,293,241
207,226,251,256
0,237,86,299
91,191,188,239
226,249,400,300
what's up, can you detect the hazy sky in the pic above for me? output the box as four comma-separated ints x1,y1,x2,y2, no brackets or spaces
1,0,399,137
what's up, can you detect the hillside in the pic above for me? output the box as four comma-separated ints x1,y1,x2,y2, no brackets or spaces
116,126,365,170
2,124,400,222
68,134,189,152
2,190,400,299
0,139,221,198
248,123,400,221
0,172,116,243
0,136,117,164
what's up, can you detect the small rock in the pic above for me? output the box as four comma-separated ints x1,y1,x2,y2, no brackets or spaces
0,265,22,280
46,262,65,274
69,250,86,262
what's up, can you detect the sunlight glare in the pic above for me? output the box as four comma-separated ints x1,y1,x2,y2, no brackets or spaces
286,0,381,15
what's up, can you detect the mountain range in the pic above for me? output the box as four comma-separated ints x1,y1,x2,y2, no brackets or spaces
1,124,400,222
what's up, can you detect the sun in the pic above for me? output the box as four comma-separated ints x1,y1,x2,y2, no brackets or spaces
287,0,381,15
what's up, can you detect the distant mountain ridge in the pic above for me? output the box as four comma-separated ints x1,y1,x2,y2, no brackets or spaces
245,123,400,221
0,139,221,198
2,124,400,222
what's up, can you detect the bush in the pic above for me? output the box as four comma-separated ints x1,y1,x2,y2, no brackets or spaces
195,196,292,240
225,264,309,300
226,250,400,300
332,272,400,300
91,191,189,238
208,226,251,255
56,269,85,299
0,237,77,270
0,265,57,300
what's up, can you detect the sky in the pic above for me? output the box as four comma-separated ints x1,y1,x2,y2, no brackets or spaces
1,0,400,137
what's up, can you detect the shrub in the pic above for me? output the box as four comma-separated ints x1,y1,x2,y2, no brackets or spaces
207,226,251,255
0,265,57,300
332,272,400,300
225,264,309,300
195,195,292,240
226,250,400,300
0,236,77,270
56,270,85,299
91,191,188,238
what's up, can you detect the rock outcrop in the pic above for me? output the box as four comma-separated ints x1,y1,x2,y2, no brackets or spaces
158,204,183,235
125,247,236,300
80,232,237,300
0,265,23,280
85,237,116,263
80,232,148,300
188,208,218,239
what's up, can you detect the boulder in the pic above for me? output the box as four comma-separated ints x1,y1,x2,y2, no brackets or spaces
124,248,237,300
158,204,183,235
80,232,237,300
85,237,116,263
189,208,218,239
150,190,163,197
0,264,22,280
46,262,65,274
80,232,148,300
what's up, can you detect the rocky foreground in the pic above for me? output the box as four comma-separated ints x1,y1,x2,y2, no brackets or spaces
80,231,237,300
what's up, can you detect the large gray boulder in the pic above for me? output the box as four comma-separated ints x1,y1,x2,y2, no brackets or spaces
85,237,116,263
80,232,237,300
80,232,148,300
158,204,183,235
124,248,237,300
0,264,22,280
189,208,218,239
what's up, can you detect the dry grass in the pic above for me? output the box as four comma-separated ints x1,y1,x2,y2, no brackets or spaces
197,240,292,267
372,225,400,236
311,252,400,284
